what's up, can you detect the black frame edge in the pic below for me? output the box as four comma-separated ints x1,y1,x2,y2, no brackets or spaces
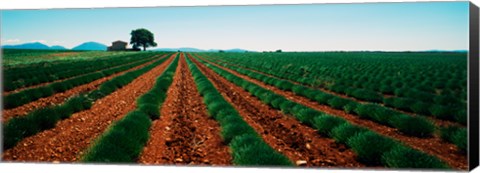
469,1,479,171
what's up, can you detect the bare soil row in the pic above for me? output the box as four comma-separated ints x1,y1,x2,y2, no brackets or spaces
138,53,231,165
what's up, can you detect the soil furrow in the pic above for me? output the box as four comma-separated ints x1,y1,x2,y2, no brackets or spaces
4,56,154,96
201,55,462,128
2,54,167,122
196,55,467,169
190,54,363,168
2,54,176,162
138,54,231,165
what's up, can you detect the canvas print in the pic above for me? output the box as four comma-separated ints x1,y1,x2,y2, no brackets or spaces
0,1,475,171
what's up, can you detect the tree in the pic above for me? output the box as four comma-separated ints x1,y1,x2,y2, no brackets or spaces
275,49,282,53
130,28,157,51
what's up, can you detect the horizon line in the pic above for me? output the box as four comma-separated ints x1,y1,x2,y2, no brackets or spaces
0,41,469,53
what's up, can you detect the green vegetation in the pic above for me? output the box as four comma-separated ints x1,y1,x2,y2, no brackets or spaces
346,88,383,103
452,128,467,152
327,97,352,109
313,92,335,105
138,103,160,120
230,134,293,166
130,28,157,51
347,131,398,165
331,123,368,144
354,104,435,137
382,145,449,169
440,126,467,152
313,115,347,135
410,101,431,115
82,111,152,163
429,105,455,121
343,101,360,114
389,115,435,137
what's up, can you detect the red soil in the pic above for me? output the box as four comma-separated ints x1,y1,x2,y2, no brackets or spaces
190,54,363,168
197,55,467,170
138,54,231,165
2,54,176,162
1,54,167,122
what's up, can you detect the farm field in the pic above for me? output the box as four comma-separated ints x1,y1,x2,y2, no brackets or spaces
2,49,136,67
1,50,468,170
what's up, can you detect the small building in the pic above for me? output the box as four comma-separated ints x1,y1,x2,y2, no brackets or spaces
107,40,127,51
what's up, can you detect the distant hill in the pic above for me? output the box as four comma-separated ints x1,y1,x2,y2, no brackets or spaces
224,48,251,52
153,47,251,52
2,42,51,50
50,45,67,50
72,42,107,51
422,49,468,53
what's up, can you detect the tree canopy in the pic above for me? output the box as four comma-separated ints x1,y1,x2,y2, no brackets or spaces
130,28,157,51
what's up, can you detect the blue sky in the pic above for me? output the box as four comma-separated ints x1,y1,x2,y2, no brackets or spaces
0,1,469,51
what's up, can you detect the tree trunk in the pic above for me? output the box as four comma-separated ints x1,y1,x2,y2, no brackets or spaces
143,46,146,51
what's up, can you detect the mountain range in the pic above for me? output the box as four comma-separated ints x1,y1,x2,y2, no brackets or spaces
1,42,68,50
2,42,107,51
422,49,468,53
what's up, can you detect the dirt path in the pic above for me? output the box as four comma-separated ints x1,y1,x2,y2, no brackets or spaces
4,56,155,96
195,55,467,170
2,54,176,162
190,54,363,168
138,54,231,165
2,54,167,122
201,55,463,128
